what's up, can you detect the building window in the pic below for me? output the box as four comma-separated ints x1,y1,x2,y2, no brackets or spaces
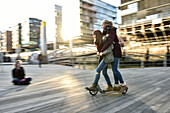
29,20,33,23
33,20,39,23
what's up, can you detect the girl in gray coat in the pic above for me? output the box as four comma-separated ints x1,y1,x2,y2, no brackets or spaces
86,30,115,91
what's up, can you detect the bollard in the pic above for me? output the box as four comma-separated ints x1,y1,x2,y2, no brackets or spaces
40,21,48,63
83,57,86,70
71,58,74,68
78,58,80,69
164,57,167,67
141,57,144,68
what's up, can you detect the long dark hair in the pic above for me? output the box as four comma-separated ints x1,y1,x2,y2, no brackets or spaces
92,30,103,50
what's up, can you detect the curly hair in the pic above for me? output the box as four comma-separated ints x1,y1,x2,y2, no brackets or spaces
101,20,113,27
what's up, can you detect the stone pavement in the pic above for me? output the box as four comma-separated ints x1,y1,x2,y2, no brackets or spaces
0,64,170,113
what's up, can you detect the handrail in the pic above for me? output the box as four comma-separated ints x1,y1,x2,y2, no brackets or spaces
49,54,170,70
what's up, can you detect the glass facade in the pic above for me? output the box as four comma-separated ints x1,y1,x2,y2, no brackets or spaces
29,18,41,46
12,18,42,49
55,0,117,46
80,0,118,43
55,5,62,44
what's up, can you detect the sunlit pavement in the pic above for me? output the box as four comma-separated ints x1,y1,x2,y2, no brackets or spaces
0,64,170,113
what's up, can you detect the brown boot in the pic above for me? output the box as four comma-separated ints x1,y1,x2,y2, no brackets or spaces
103,85,113,92
118,83,128,94
112,84,121,92
85,84,98,91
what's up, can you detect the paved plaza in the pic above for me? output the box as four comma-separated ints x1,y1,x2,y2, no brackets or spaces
0,64,170,113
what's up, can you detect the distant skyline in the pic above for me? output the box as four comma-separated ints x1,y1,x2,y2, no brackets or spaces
0,0,121,31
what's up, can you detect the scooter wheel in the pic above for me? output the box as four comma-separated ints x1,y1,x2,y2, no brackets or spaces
122,88,128,94
89,90,98,96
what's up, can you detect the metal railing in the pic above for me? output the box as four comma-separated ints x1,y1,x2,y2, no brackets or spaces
48,44,96,60
49,54,170,70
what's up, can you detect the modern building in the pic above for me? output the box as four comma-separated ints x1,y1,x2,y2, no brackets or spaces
55,0,118,47
119,0,170,55
22,18,42,49
79,0,118,43
0,32,4,52
11,18,42,50
11,24,20,50
55,5,62,48
0,31,12,53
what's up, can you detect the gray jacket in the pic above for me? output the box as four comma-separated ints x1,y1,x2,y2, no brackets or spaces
102,43,114,63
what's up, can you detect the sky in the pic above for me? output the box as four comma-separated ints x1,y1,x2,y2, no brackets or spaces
0,0,121,31
0,0,121,41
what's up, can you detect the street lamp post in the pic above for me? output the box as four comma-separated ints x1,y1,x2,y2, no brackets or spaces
69,35,81,57
16,23,22,60
54,35,57,57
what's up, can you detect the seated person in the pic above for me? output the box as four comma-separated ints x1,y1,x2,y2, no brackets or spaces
12,60,32,85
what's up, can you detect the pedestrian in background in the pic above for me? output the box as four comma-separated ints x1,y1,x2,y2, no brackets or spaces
37,53,43,68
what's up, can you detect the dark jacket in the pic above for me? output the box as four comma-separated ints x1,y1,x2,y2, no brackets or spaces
101,27,122,58
12,67,25,80
38,54,43,61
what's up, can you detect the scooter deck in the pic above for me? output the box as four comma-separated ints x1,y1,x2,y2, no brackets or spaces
85,86,128,96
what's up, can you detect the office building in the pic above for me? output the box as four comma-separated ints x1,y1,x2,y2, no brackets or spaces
12,18,42,50
0,31,12,52
55,5,62,47
79,0,118,43
119,0,170,50
56,0,118,47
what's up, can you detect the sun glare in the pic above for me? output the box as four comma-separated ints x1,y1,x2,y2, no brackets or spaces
61,0,81,41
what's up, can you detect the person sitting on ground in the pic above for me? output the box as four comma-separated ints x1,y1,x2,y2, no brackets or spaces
12,60,32,85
